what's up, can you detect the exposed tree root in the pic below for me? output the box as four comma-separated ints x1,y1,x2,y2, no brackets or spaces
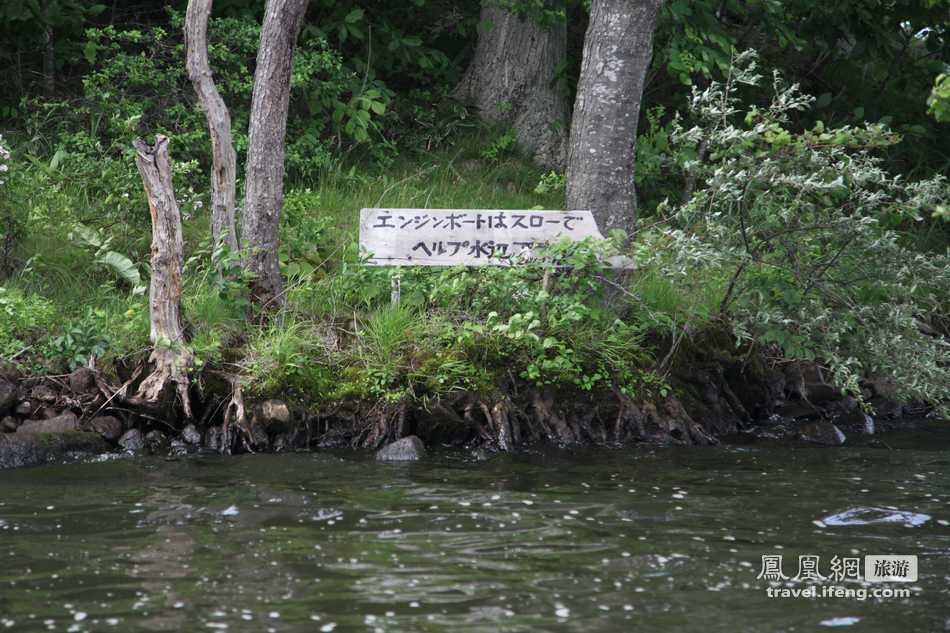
354,399,409,449
221,377,255,454
531,390,579,446
137,348,194,420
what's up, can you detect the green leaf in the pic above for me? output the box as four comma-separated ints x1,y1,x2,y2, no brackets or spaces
70,223,104,250
97,250,142,289
83,40,98,64
49,148,66,171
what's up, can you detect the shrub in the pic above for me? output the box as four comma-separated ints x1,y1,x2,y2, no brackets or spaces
0,286,57,362
0,134,24,275
654,50,950,411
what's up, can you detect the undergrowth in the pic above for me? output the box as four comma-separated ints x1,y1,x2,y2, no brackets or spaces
1,57,947,417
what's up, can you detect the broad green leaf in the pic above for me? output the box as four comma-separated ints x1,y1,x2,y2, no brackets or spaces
98,250,142,289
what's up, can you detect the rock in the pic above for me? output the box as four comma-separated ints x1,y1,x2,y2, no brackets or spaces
144,430,168,454
168,439,190,457
838,396,860,413
774,400,821,420
272,433,292,452
118,428,146,452
14,401,33,417
798,420,846,446
0,378,16,414
272,430,304,453
68,367,98,396
804,382,843,406
86,416,123,442
204,426,224,452
250,424,270,450
872,398,903,419
375,436,426,462
30,384,58,404
471,447,492,462
252,399,292,434
181,423,201,445
0,432,110,469
835,408,875,436
2,416,18,432
17,412,80,434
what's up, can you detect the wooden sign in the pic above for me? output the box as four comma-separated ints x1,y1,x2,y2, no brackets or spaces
359,208,606,267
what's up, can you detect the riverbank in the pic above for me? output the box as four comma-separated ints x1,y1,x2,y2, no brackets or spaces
0,347,932,469
2,141,947,471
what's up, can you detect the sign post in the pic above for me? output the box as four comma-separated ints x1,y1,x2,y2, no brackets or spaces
359,208,608,267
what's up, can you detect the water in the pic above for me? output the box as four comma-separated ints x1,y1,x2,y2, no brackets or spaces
1,422,949,632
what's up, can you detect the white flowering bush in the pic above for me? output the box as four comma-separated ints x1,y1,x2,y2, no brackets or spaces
640,51,950,413
0,134,9,185
0,134,21,275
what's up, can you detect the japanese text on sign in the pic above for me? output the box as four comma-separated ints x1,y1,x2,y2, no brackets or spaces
359,208,605,266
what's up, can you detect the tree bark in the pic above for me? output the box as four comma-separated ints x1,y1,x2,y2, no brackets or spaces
455,1,569,170
133,135,193,418
184,0,239,254
41,0,55,97
566,0,662,235
241,0,309,307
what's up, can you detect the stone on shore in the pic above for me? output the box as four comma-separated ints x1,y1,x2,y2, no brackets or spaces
68,367,98,396
376,436,426,461
144,430,168,454
181,423,201,445
0,432,109,469
30,385,58,403
86,416,124,442
252,399,292,434
798,420,846,446
0,378,16,414
17,412,80,434
119,428,146,452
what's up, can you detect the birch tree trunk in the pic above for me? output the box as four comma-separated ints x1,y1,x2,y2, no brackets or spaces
241,0,309,307
133,135,193,418
566,0,663,234
184,0,239,253
455,1,569,170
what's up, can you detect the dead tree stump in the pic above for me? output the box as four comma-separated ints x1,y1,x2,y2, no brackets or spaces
133,135,194,418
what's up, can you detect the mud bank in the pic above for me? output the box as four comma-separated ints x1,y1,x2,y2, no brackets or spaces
0,349,933,469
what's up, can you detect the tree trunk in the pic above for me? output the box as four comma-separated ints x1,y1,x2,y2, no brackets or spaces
41,0,55,97
455,1,569,170
241,0,309,307
133,136,193,418
184,0,239,254
566,0,662,235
